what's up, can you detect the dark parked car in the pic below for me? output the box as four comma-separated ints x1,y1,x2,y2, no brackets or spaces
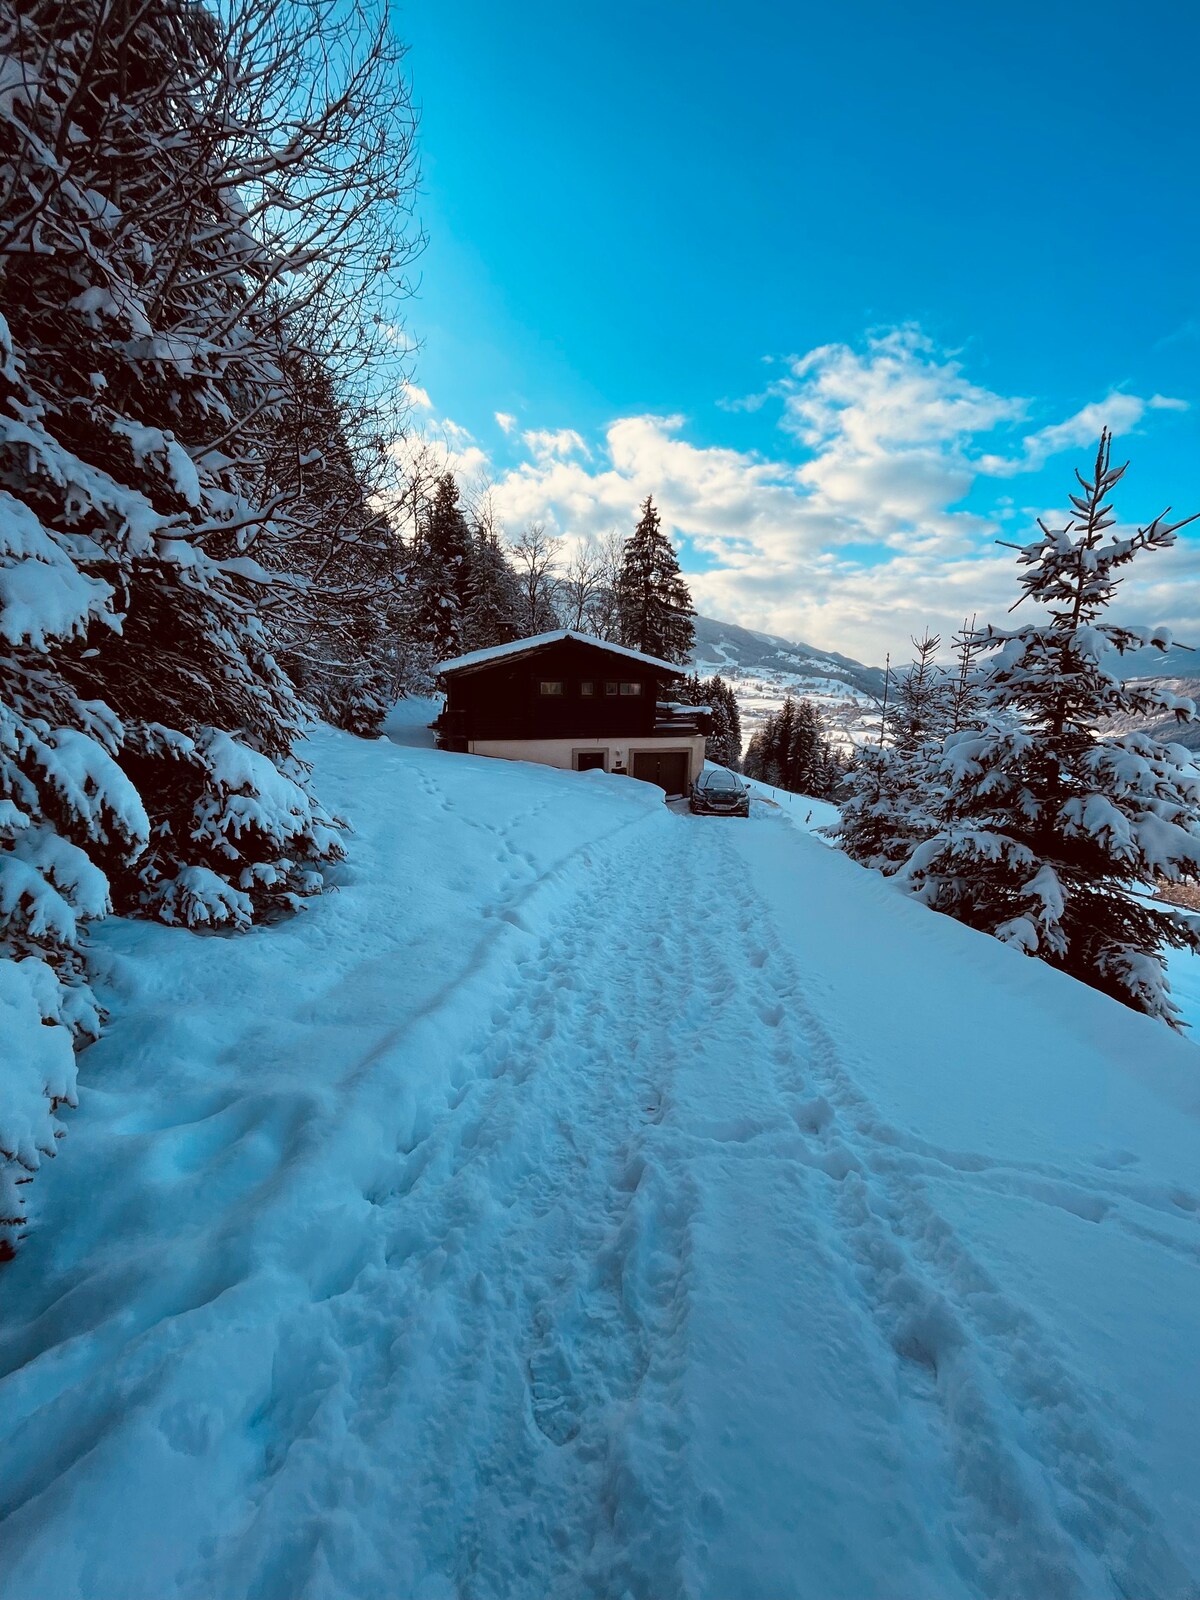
689,766,750,817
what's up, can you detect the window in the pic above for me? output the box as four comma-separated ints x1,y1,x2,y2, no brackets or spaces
619,681,642,696
579,680,594,696
604,681,619,696
538,679,564,696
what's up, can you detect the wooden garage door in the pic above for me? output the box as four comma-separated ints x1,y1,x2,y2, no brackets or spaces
631,750,690,796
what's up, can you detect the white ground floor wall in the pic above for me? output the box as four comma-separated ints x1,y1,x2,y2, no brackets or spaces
467,733,706,793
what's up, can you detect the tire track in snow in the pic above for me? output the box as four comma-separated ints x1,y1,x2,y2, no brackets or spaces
710,824,1197,1600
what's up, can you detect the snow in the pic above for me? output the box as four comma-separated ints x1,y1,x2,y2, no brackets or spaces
0,957,80,1256
0,492,114,648
0,957,78,1153
436,629,683,676
1169,947,1200,1031
112,418,202,507
2,707,1199,1599
198,730,319,846
740,769,842,836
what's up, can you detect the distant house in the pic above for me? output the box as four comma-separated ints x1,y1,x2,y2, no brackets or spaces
433,630,711,796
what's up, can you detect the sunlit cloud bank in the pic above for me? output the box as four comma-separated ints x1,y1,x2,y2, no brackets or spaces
398,327,1195,664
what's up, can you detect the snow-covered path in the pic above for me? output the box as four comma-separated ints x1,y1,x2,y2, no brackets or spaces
2,716,1199,1599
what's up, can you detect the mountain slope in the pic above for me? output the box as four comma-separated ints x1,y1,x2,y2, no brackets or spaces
691,614,886,698
691,614,884,750
691,615,1200,756
1,710,1198,1600
1102,676,1200,751
1118,644,1200,679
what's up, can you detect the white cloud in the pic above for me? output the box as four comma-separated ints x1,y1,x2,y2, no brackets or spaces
521,427,591,463
490,331,1018,596
396,328,1197,662
980,390,1187,477
495,411,517,433
981,394,1140,476
716,389,769,413
780,327,1023,451
401,380,433,410
388,428,490,504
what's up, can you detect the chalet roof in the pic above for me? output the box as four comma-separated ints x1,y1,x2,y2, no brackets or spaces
435,630,683,677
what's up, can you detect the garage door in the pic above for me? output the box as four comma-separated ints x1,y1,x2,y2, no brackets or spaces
631,750,690,796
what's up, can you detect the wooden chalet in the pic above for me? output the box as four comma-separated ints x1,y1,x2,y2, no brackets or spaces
433,631,711,796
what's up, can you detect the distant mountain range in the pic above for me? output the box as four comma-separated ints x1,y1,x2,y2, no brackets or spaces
1119,643,1200,679
693,615,1197,689
691,615,886,698
690,615,1200,754
690,616,885,750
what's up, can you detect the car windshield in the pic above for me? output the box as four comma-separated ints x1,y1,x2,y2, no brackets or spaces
705,770,740,792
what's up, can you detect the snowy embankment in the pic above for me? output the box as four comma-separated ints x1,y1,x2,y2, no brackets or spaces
2,706,1199,1600
737,770,841,837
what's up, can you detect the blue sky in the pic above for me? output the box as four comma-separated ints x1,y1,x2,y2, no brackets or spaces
395,0,1200,665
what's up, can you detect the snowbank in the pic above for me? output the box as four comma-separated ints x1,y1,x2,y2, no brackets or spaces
741,770,841,837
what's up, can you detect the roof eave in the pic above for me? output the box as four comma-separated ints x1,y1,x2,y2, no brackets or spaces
436,630,682,677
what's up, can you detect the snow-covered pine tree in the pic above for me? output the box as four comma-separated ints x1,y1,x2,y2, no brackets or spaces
889,634,950,751
0,0,419,1250
703,676,743,769
904,434,1200,1025
743,696,838,795
679,671,730,764
615,497,695,664
679,670,704,707
463,528,522,652
835,745,898,868
766,697,797,788
409,474,473,661
742,729,767,782
787,699,829,795
948,614,987,734
837,634,951,870
263,356,404,735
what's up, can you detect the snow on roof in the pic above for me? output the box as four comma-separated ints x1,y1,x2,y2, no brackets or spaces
436,630,683,676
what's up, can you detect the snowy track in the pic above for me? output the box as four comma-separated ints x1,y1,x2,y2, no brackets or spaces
1,720,1198,1599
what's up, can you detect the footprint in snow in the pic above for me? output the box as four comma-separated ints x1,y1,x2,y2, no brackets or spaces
528,1341,581,1446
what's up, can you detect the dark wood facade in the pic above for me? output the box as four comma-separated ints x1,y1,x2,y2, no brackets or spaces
435,636,706,746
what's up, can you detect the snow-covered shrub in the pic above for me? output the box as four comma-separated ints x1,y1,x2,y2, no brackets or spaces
1,583,149,1250
901,436,1200,1026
